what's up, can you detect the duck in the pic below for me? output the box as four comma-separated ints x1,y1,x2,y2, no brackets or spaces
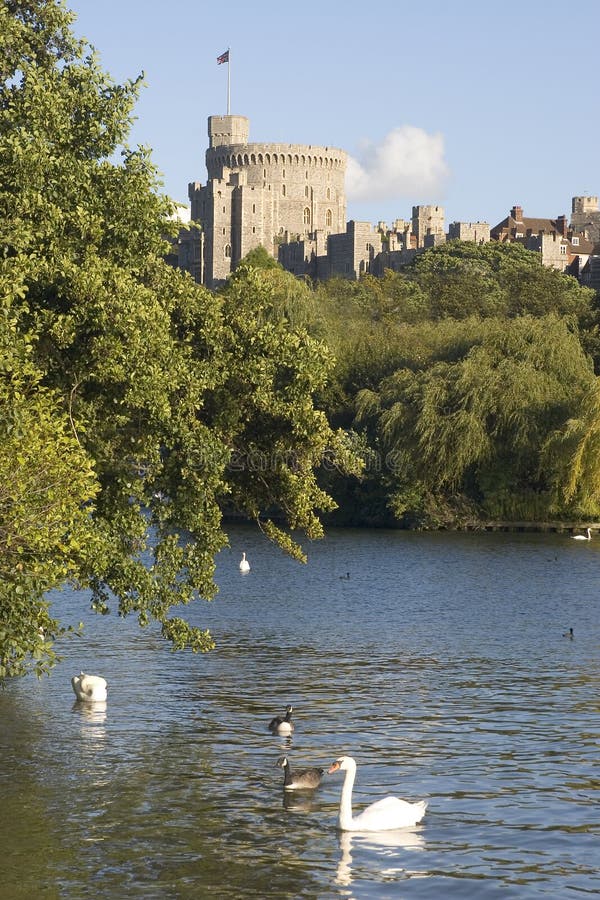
277,755,324,790
268,704,294,735
328,756,427,832
563,627,574,638
572,528,592,541
239,552,251,573
71,672,107,702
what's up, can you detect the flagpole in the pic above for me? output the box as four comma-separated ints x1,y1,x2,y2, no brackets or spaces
227,48,231,115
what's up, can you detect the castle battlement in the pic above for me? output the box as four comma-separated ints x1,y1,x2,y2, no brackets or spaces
191,115,347,286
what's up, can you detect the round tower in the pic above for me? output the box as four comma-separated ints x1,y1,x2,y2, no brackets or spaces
194,116,347,286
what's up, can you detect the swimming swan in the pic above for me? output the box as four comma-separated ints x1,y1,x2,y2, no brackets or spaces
71,672,107,702
277,755,323,790
572,528,592,541
239,552,251,573
268,704,294,735
328,756,427,832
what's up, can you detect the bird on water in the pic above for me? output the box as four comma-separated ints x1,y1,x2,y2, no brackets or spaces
276,755,323,790
268,704,294,735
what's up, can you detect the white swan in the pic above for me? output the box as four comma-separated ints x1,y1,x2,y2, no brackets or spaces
239,551,251,573
572,528,592,541
328,756,427,832
71,672,107,702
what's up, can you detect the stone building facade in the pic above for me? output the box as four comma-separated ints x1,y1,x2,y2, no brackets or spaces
188,115,346,287
570,196,600,244
447,221,491,243
177,114,598,289
490,204,594,273
411,205,446,248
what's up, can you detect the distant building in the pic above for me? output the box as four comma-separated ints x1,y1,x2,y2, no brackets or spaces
490,205,592,272
448,221,490,243
187,115,346,288
179,113,598,289
412,205,445,248
570,196,600,244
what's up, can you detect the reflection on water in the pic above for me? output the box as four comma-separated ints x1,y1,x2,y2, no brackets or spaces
0,528,599,898
335,828,427,888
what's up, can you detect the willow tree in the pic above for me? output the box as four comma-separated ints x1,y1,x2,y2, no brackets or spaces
0,0,356,676
355,316,597,525
543,381,600,516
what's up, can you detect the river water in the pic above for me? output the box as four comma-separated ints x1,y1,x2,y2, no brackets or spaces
1,527,598,898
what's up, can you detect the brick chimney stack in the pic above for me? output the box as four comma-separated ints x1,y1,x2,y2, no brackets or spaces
510,205,523,222
556,214,568,237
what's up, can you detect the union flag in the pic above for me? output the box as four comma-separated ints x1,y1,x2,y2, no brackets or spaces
217,50,229,65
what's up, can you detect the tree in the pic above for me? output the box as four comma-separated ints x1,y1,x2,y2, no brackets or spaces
406,241,595,322
354,316,596,524
0,0,356,676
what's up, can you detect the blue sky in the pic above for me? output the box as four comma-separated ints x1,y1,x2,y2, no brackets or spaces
67,0,599,230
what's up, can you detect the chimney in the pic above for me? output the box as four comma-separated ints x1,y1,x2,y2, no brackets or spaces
556,214,568,237
510,205,523,222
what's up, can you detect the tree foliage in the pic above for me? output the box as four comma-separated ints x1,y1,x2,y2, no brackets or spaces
353,316,596,524
314,241,600,527
0,0,356,677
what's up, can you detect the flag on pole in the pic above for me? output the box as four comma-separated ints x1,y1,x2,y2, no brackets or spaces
217,50,229,65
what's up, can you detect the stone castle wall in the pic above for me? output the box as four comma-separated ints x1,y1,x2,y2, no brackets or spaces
190,115,347,286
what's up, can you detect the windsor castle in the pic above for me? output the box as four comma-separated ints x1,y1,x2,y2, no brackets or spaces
175,115,600,292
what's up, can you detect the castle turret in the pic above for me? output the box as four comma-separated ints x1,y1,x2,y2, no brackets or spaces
208,115,250,148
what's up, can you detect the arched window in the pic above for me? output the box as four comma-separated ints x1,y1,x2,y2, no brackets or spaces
326,209,332,227
303,207,311,225
225,244,231,258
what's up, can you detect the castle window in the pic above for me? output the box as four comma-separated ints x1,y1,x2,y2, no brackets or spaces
283,169,286,178
252,203,256,214
252,226,256,233
282,184,286,197
305,186,309,198
303,207,311,225
326,188,331,200
225,244,231,258
326,209,332,227
263,169,266,178
223,206,226,213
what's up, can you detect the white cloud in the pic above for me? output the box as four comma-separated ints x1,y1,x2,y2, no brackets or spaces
346,125,449,202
